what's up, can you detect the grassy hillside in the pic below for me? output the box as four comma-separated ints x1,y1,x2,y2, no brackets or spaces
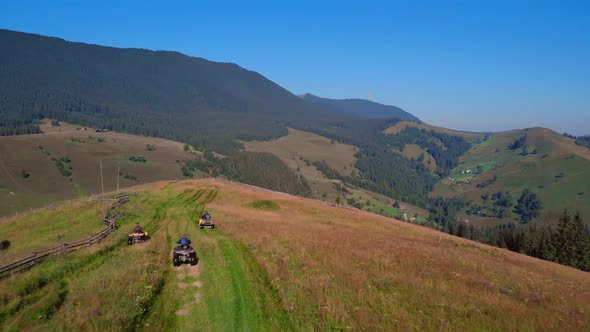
244,127,359,177
243,127,356,203
384,120,483,141
401,143,437,173
243,127,429,218
0,179,588,330
0,120,196,216
432,127,590,225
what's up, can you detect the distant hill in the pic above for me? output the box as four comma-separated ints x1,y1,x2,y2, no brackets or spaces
299,93,420,121
0,29,350,153
432,127,590,225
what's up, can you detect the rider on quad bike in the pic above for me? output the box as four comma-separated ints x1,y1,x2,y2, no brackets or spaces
177,235,191,246
199,211,215,229
173,235,198,266
202,211,211,221
128,223,149,245
133,223,144,233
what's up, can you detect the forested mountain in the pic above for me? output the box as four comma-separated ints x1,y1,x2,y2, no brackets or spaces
299,93,420,121
0,29,351,153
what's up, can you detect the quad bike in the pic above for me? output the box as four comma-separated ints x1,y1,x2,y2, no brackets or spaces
199,215,215,229
127,231,150,245
173,244,198,266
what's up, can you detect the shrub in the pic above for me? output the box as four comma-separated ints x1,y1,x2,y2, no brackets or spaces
129,155,147,163
248,200,280,211
0,240,10,250
124,174,138,181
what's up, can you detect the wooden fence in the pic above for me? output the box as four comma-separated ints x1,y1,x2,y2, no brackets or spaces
0,195,130,279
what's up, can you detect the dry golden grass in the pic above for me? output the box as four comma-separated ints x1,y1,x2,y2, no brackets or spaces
401,143,437,172
0,119,196,215
188,179,590,330
243,127,359,177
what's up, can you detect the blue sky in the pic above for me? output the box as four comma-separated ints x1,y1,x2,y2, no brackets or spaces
2,0,589,134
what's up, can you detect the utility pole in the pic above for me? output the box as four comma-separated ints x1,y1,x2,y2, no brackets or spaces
340,181,343,206
116,167,120,193
100,160,104,194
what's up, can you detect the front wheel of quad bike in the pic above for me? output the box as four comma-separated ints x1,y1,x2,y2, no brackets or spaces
173,255,181,267
211,225,215,229
199,225,204,229
190,254,198,266
127,237,133,245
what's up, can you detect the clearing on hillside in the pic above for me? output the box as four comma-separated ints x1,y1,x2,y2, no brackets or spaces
244,127,359,177
0,179,588,330
401,143,437,172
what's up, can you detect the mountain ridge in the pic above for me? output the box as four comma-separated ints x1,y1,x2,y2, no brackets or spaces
299,93,420,121
0,28,356,153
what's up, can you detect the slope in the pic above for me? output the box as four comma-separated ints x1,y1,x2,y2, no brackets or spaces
0,119,196,216
300,93,420,121
432,127,590,225
0,179,588,330
0,29,346,153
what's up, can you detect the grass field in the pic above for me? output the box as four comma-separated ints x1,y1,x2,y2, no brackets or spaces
0,119,197,216
432,127,590,225
244,127,359,177
0,179,588,330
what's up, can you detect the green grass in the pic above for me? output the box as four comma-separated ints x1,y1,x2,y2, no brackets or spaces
248,200,280,211
433,128,590,224
0,200,110,265
0,188,289,331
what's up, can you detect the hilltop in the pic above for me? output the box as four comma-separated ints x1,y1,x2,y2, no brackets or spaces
0,179,588,330
300,93,420,121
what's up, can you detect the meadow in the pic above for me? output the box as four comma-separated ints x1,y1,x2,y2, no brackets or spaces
0,179,588,330
0,119,196,216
